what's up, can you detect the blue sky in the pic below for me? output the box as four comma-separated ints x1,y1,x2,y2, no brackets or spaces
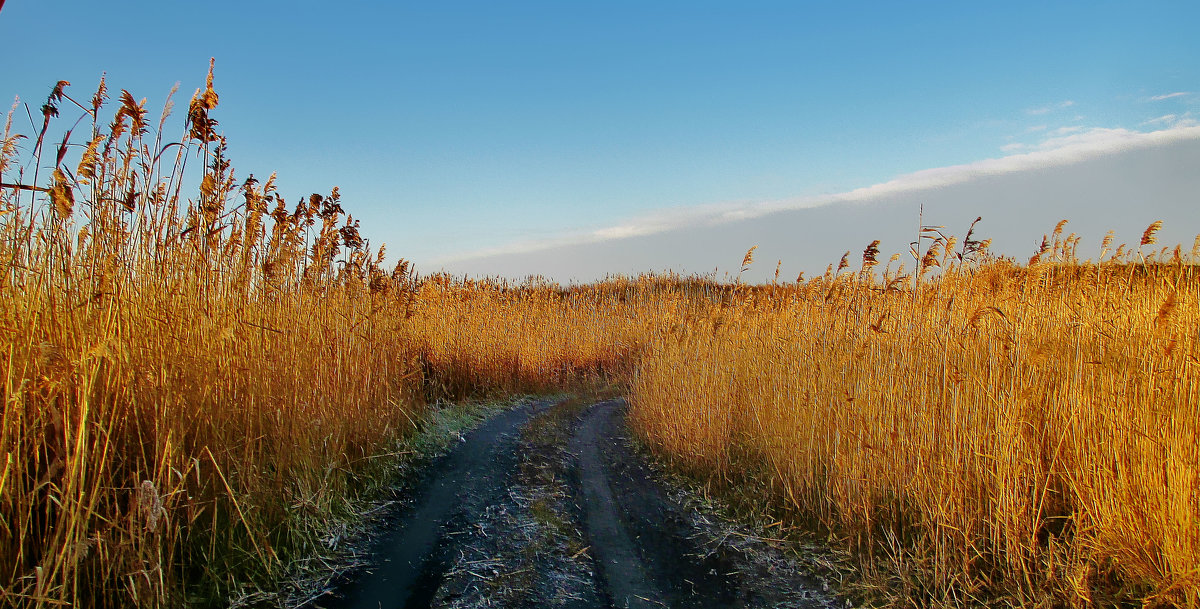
2,1,1198,278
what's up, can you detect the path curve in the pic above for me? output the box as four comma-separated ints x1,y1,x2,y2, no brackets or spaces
318,397,839,609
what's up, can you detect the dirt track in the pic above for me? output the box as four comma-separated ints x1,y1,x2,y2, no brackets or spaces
315,398,840,609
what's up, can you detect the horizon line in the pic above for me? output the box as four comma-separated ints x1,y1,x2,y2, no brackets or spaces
432,122,1200,267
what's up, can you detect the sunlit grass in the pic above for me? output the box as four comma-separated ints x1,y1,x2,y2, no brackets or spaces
3,67,1196,608
630,236,1200,607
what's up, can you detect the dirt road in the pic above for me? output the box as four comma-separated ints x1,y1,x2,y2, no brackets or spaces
315,398,840,609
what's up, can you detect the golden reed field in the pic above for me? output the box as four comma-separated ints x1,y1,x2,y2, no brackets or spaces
1,69,1196,608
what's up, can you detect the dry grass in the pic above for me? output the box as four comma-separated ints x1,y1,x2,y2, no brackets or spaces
404,276,676,402
4,67,1197,609
0,65,434,608
630,232,1200,607
0,68,644,608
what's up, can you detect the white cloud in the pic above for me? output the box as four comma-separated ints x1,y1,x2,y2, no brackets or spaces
438,123,1200,265
834,126,1200,204
1142,114,1178,125
1149,92,1190,101
1027,100,1075,115
1139,112,1197,128
1050,126,1084,135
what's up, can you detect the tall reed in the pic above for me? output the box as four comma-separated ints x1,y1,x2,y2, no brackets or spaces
6,66,1195,609
0,66,428,607
630,230,1199,607
0,67,672,607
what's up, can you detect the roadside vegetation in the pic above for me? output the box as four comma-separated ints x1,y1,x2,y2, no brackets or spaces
2,68,1196,608
631,229,1199,608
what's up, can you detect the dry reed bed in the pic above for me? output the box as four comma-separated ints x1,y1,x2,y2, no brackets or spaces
0,68,434,607
0,70,644,608
630,244,1200,607
408,276,683,401
4,67,1197,609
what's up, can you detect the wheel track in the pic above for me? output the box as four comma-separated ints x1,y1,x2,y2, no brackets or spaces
319,397,840,609
333,401,552,609
568,399,739,608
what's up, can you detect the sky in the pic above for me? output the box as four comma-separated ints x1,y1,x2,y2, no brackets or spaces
2,1,1198,282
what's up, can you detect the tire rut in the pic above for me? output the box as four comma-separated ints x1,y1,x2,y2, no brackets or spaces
331,401,552,609
318,397,841,609
568,399,737,608
569,401,665,607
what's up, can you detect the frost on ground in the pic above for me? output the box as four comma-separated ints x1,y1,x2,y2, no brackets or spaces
304,397,846,609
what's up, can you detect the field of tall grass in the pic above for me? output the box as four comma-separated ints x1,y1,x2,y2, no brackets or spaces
2,68,1196,608
631,232,1200,607
0,68,651,607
